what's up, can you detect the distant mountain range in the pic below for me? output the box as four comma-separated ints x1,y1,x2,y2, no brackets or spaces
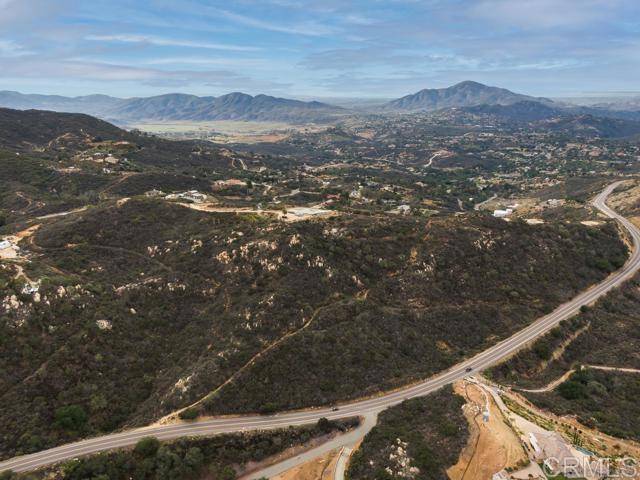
0,91,346,124
0,91,121,118
383,81,554,111
592,97,640,111
2,81,640,128
0,81,553,123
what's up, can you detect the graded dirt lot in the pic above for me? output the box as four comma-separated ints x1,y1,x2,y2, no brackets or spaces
0,224,40,260
271,450,340,480
448,381,527,480
0,243,18,260
180,202,337,222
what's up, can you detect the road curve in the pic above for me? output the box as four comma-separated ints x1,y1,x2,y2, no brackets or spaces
2,181,639,474
241,413,378,480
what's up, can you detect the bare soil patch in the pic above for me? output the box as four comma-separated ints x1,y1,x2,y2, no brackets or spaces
448,381,527,480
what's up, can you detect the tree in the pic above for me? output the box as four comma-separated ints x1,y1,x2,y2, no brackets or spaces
533,343,551,360
134,436,161,458
558,381,587,400
155,446,184,480
89,394,108,413
55,405,88,432
179,408,199,421
184,446,204,472
259,402,278,414
215,466,236,480
317,417,333,433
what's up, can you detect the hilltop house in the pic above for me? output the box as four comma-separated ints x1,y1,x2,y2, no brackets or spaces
166,190,207,203
532,432,608,479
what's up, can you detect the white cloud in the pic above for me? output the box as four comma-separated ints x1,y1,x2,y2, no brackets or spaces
175,1,338,37
219,9,333,35
0,57,291,92
0,0,69,27
85,34,261,52
468,0,626,29
0,39,32,57
342,14,378,26
143,56,276,69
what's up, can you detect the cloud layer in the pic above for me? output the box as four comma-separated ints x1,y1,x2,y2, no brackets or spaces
0,0,638,98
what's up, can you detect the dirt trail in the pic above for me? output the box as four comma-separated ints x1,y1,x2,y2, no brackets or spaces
520,364,640,393
14,224,41,240
36,207,87,220
536,321,591,373
158,298,354,423
519,369,577,393
100,172,137,195
448,381,527,480
589,365,640,374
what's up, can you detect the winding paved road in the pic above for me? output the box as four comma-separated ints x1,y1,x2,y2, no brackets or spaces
2,181,639,474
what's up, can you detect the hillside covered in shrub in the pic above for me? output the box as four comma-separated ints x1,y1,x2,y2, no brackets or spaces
0,197,626,458
523,368,640,442
489,275,640,389
347,387,468,480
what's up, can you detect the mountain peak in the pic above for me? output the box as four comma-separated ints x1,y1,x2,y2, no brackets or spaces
219,92,254,100
385,81,552,111
451,80,486,89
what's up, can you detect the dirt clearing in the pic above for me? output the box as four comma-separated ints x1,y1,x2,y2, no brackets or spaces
448,381,528,480
180,202,337,222
271,450,340,480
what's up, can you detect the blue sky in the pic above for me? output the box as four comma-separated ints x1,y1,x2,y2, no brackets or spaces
0,0,639,99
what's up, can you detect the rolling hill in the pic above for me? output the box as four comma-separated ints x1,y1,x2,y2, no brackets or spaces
0,106,252,169
537,114,640,138
459,100,563,122
0,107,127,151
448,101,640,137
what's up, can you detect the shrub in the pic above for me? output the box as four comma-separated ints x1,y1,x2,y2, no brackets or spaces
134,436,160,458
558,381,588,400
316,417,333,433
179,408,199,421
259,403,278,415
54,405,88,432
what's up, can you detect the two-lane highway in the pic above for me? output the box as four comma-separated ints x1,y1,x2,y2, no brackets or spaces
2,181,639,474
